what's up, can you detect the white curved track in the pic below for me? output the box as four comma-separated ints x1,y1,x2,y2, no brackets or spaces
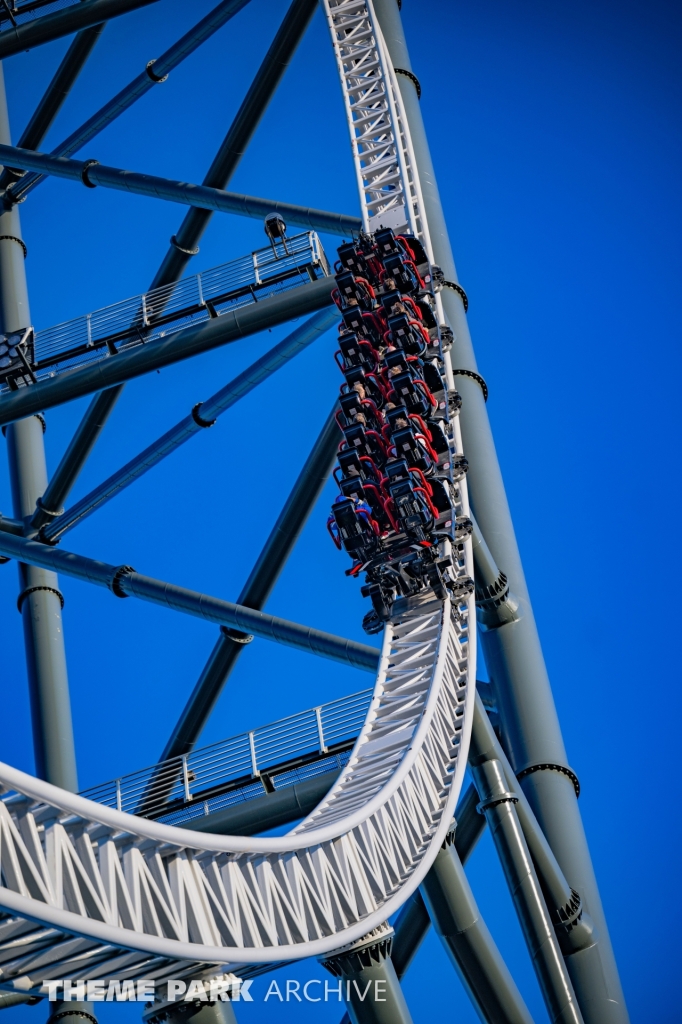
0,0,476,992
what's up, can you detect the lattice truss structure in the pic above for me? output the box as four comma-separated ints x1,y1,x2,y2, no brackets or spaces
0,0,479,996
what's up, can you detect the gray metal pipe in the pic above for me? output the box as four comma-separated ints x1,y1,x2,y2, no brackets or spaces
422,839,535,1024
372,5,628,1021
151,0,319,290
0,143,361,236
0,69,79,796
31,386,123,530
0,0,158,60
7,0,253,202
0,530,380,672
469,721,584,1023
162,400,342,760
471,514,520,630
40,307,338,542
392,781,535,1024
0,992,40,1009
0,274,336,427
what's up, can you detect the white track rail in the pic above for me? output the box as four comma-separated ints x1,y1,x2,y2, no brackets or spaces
0,0,475,992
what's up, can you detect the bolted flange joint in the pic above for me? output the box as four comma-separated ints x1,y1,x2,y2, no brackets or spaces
109,564,136,598
321,925,394,977
475,569,521,630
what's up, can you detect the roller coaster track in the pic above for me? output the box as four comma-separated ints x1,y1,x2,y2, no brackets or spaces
0,0,476,990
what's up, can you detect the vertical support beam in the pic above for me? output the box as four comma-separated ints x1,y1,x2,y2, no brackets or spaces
0,66,78,794
323,929,413,1024
469,724,584,1023
371,4,628,1022
421,836,534,1024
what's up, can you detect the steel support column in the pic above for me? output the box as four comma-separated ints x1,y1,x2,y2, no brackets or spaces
371,4,628,1022
31,387,124,530
421,835,534,1024
0,67,79,794
392,782,485,978
6,0,252,202
469,713,584,1023
323,930,413,1024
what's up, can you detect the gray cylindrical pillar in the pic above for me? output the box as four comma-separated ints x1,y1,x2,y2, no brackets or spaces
322,929,413,1024
421,836,534,1024
470,757,583,1024
47,1002,97,1024
0,65,78,794
371,5,628,1023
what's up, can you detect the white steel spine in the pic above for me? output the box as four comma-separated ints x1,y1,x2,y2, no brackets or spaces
323,0,412,234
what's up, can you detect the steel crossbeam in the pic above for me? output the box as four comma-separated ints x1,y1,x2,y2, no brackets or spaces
151,0,320,290
0,530,380,671
0,274,335,425
0,143,362,236
0,0,158,60
5,0,253,202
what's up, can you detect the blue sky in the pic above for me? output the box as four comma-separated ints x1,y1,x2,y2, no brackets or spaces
0,0,680,1021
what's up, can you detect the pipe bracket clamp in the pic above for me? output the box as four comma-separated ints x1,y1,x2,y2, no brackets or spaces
191,402,216,428
516,762,581,799
35,497,64,518
110,564,136,598
451,368,488,402
394,67,421,99
476,791,518,814
442,280,469,312
81,160,99,188
17,585,64,613
146,59,169,83
170,235,199,255
0,234,27,258
48,1011,99,1024
221,626,254,645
